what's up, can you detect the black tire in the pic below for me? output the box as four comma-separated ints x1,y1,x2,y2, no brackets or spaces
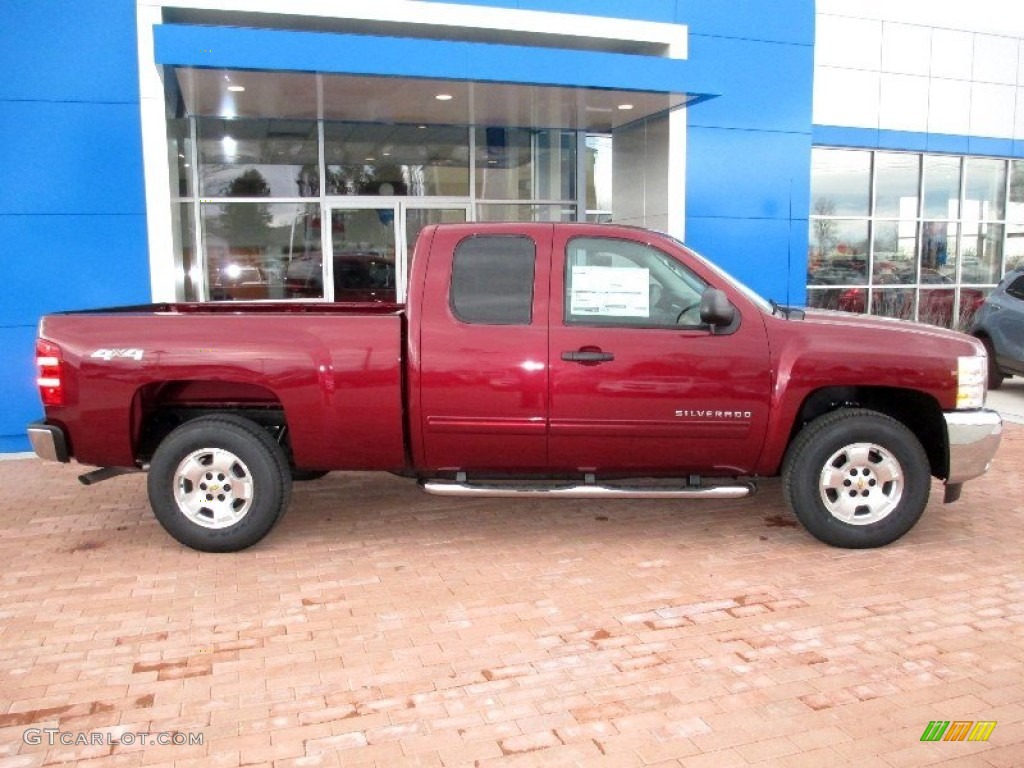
980,337,1004,390
782,409,930,548
147,414,292,552
291,469,329,482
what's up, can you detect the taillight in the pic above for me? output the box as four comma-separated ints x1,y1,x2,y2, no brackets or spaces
36,339,64,406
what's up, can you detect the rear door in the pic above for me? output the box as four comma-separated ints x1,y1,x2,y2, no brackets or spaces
547,229,773,474
415,224,552,471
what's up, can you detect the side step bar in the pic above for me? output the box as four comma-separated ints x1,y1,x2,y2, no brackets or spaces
421,479,754,500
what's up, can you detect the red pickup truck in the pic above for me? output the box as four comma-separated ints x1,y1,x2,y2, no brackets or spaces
28,223,1002,552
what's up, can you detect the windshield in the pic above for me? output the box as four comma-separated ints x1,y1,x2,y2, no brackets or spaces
662,234,775,314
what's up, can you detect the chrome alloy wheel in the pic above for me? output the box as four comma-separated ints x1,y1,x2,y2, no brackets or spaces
818,442,904,525
173,448,255,529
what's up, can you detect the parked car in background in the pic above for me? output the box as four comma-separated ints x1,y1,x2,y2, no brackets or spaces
970,266,1024,389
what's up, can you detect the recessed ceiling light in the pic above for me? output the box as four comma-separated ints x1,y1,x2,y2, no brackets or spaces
617,103,634,110
365,156,376,162
227,85,245,93
417,125,427,129
435,93,453,101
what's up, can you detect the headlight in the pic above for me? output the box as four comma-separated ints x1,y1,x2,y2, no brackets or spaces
957,355,986,409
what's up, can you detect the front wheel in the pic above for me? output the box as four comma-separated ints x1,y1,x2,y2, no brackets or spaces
782,409,930,548
147,415,292,552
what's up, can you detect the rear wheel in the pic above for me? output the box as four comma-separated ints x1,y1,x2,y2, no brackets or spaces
147,415,292,552
782,409,930,548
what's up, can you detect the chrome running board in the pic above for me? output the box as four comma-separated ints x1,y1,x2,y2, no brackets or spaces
421,479,754,500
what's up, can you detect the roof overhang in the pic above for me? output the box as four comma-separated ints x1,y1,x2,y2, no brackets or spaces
156,23,718,131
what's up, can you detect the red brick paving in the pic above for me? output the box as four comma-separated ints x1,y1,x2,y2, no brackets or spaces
0,425,1022,767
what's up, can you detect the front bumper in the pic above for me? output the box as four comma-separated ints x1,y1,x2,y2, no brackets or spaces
944,409,1002,485
27,421,70,463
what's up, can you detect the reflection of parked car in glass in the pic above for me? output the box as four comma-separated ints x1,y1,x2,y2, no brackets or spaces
835,268,984,328
970,267,1024,389
285,250,396,303
208,256,272,300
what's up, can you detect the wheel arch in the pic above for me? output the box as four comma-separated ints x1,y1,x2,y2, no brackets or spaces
786,386,948,480
131,379,289,464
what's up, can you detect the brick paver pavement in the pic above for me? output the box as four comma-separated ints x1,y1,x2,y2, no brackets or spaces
1,426,1022,767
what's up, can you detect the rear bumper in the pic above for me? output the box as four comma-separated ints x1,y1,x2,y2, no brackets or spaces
26,421,70,463
944,409,1002,485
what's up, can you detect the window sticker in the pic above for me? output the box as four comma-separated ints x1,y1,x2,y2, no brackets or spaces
570,266,650,317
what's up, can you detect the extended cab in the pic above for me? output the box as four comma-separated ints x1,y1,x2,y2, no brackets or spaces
28,223,1003,551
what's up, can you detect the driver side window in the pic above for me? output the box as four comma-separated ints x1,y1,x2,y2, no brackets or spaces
564,237,708,327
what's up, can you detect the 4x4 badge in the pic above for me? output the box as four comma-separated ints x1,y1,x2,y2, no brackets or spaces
90,348,144,362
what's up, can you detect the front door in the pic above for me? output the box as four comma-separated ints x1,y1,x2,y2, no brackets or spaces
547,231,773,475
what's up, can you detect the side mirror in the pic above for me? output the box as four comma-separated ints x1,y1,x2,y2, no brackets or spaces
699,288,736,330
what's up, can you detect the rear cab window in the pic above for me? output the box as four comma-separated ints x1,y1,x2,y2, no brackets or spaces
450,236,536,325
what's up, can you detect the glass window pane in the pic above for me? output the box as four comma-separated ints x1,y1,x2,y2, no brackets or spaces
874,152,919,218
923,155,961,218
198,118,319,198
1008,160,1024,222
959,287,989,329
201,202,322,300
564,237,708,327
324,123,470,196
964,157,1006,221
175,203,198,301
405,207,468,290
169,117,193,199
476,204,576,222
585,134,613,216
808,288,865,312
451,236,535,325
921,221,959,283
808,219,869,285
960,223,1004,284
872,288,914,320
1006,223,1024,272
329,208,397,303
811,148,871,216
872,220,918,283
917,288,955,328
475,127,577,201
1005,276,1024,301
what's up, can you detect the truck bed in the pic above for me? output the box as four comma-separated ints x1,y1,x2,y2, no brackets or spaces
39,303,408,470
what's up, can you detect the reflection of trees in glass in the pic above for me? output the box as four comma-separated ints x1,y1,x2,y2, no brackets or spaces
216,170,272,251
1011,162,1024,205
812,198,837,257
316,162,410,196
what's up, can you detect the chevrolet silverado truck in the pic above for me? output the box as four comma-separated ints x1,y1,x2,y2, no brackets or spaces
27,223,1003,552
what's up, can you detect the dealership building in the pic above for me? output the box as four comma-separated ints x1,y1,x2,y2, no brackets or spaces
3,0,1024,453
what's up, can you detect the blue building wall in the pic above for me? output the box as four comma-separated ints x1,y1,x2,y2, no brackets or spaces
682,2,815,307
1,1,151,452
0,0,814,453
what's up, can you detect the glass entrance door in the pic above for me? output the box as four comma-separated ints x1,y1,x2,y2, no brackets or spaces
401,204,470,299
319,200,470,302
321,204,399,303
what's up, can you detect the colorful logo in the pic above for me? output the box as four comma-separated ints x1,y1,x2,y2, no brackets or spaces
920,721,996,742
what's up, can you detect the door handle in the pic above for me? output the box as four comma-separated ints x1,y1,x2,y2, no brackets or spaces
562,350,615,363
